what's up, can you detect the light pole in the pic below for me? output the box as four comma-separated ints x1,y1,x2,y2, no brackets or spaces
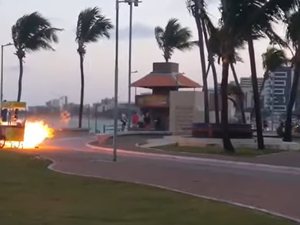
127,70,138,129
127,0,141,130
113,0,120,162
0,43,13,106
113,0,141,162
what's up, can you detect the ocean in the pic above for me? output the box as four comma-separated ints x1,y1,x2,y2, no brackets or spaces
28,115,114,133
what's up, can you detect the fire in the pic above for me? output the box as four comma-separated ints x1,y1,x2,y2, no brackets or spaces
5,121,54,149
23,121,54,148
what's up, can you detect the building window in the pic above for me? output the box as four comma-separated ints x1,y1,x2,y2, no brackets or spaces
275,77,287,81
274,72,287,78
274,106,286,111
274,80,286,86
273,89,284,94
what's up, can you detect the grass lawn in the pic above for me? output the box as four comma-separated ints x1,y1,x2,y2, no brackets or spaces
0,151,295,225
157,145,282,157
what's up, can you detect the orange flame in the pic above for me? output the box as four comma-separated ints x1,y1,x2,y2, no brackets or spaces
5,121,54,149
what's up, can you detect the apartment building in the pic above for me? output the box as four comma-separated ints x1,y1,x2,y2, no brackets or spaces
239,77,264,109
263,66,292,114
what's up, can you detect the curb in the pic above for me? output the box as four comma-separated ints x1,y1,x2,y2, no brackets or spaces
42,155,300,224
86,142,300,175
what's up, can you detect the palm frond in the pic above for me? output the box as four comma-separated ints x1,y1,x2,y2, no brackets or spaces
11,12,62,53
154,18,194,61
285,10,300,49
76,7,113,45
154,26,165,49
262,46,289,72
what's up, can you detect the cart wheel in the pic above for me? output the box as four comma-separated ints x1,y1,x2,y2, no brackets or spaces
0,135,6,149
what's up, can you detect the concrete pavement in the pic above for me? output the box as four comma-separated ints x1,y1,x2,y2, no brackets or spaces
92,135,300,168
40,136,300,222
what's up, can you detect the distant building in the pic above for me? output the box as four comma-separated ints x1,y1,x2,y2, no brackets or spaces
240,77,264,109
240,77,264,91
93,98,115,113
264,66,293,114
46,96,68,111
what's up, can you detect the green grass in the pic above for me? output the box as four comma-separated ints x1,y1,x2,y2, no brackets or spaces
157,145,282,157
0,151,295,225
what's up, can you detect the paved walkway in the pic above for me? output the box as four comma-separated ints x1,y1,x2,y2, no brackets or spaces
95,135,300,168
39,136,300,222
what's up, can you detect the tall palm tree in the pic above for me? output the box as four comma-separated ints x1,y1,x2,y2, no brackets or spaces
185,0,210,123
220,0,299,150
186,0,220,123
207,22,245,152
11,12,61,102
283,10,300,142
154,18,194,62
76,7,113,128
261,47,288,95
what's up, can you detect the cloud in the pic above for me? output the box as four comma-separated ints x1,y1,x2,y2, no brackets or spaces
118,23,154,40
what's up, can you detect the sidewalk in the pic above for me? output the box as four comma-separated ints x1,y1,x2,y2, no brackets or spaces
35,136,300,221
92,135,300,168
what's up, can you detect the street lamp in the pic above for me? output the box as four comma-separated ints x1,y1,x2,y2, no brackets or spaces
127,0,141,131
113,0,141,162
0,42,13,106
127,70,138,129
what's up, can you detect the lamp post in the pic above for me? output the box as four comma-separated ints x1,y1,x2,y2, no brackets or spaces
113,0,141,162
128,70,138,129
0,43,13,105
127,0,141,130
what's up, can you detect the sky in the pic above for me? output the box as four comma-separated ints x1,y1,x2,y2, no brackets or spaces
0,0,286,106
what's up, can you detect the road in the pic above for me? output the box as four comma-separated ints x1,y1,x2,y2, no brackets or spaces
39,136,300,222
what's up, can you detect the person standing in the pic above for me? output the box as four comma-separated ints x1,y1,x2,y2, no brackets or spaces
131,112,139,129
143,112,151,130
120,113,128,131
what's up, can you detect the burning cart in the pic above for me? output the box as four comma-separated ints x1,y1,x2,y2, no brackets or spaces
0,101,27,148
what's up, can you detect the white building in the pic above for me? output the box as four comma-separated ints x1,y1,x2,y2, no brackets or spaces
46,96,68,111
240,77,264,109
93,98,115,112
263,67,292,114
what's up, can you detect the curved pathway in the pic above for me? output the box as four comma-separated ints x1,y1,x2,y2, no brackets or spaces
39,136,300,222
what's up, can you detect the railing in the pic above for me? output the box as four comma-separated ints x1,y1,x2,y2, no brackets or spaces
96,124,123,134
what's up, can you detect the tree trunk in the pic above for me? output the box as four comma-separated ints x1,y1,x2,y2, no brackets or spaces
195,10,209,123
230,63,246,124
259,71,268,96
283,63,300,142
221,59,235,152
78,53,85,128
247,38,264,149
17,57,23,102
202,19,219,124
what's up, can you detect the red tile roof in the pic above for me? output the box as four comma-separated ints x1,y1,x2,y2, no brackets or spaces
131,73,201,88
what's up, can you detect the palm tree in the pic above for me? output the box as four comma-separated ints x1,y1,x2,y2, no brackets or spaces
185,0,210,123
154,18,194,62
76,7,113,128
220,0,299,150
283,10,300,142
11,12,61,102
261,47,288,95
206,22,245,152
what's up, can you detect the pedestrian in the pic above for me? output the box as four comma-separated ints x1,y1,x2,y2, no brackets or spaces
143,112,151,130
120,113,128,131
131,112,139,129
